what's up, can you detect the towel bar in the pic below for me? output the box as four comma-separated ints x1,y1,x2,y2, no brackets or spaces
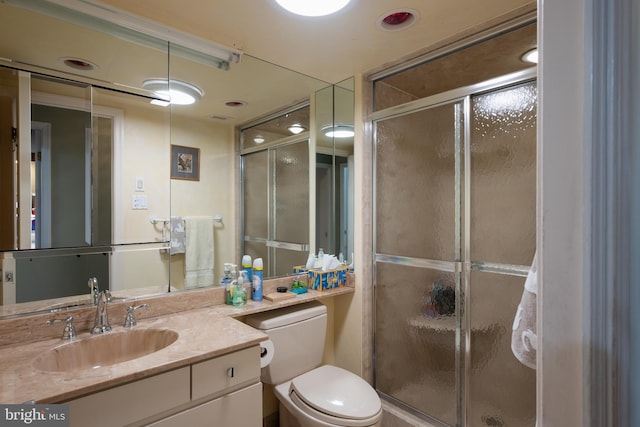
150,215,223,225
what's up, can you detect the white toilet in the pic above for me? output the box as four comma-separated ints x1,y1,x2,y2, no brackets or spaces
246,301,382,427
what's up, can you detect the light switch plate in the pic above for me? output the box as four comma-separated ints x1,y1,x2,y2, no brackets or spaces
135,177,145,192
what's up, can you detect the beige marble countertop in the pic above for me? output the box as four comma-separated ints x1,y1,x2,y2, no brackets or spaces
0,283,355,404
0,309,265,404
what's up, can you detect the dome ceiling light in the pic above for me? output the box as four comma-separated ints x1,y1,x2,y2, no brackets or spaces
274,0,351,17
377,9,419,31
288,123,305,134
142,79,203,106
323,124,354,138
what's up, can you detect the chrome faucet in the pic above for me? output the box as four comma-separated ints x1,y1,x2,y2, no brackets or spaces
124,304,149,328
46,316,77,340
88,277,99,305
91,290,112,334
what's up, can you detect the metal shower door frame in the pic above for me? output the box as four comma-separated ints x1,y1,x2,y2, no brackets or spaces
371,67,536,427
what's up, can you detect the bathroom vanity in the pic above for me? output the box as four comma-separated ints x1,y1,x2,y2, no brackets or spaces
68,346,261,427
0,282,354,426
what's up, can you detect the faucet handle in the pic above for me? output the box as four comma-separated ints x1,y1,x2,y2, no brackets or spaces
124,304,149,328
88,277,99,305
46,316,77,340
102,289,112,302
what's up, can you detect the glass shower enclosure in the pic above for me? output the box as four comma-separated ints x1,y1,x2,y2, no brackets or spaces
242,139,310,278
373,71,537,426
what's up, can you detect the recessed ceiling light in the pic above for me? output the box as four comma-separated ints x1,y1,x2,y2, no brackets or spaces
322,124,354,138
377,9,419,31
521,48,538,64
142,79,203,105
225,100,248,107
274,0,351,16
288,123,305,134
61,57,98,71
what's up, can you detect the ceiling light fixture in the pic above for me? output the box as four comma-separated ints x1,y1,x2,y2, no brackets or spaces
377,9,419,31
8,0,241,70
288,123,305,134
142,79,203,105
225,100,248,107
254,135,266,144
323,124,354,138
60,57,98,71
274,0,351,17
521,48,538,64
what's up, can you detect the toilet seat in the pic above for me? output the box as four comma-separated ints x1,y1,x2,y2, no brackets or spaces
286,365,382,427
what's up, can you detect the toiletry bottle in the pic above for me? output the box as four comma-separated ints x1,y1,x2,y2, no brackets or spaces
221,263,233,304
252,258,263,301
233,272,246,307
227,265,238,305
239,270,251,302
242,255,253,283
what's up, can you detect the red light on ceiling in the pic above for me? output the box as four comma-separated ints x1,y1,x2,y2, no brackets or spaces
382,12,413,26
225,100,247,107
62,57,97,71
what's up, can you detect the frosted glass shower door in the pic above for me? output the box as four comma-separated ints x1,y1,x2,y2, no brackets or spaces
374,79,537,426
467,82,537,426
375,101,463,426
243,150,269,273
242,140,310,277
271,141,310,276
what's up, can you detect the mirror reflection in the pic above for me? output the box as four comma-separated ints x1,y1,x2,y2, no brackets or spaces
0,1,341,317
240,104,311,278
316,80,355,262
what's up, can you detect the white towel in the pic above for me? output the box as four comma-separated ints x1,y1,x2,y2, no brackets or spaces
511,252,537,369
169,216,185,255
184,216,214,289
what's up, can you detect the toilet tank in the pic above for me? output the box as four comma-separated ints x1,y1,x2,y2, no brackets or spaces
246,301,327,385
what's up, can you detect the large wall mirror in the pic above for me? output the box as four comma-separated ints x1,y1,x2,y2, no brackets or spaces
0,1,346,317
238,79,355,278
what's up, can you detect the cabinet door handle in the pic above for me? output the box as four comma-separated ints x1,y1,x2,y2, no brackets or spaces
227,367,235,378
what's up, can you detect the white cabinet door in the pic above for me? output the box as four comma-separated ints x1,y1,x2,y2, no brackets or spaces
192,345,260,400
67,367,190,427
149,382,262,427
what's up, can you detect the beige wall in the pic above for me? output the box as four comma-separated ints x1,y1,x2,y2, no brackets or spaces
333,76,367,378
169,114,237,288
95,91,236,291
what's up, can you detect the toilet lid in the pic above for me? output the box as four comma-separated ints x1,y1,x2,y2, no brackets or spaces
290,365,381,420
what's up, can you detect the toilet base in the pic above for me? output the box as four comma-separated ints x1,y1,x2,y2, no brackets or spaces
279,402,303,427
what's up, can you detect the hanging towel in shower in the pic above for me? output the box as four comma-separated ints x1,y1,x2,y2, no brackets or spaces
169,216,186,255
511,252,537,370
184,216,214,289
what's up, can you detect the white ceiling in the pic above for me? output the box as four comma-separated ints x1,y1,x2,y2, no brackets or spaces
0,0,536,128
95,0,536,84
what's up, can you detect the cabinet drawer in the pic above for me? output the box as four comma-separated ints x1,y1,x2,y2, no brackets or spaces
67,367,190,427
191,345,260,400
149,382,262,427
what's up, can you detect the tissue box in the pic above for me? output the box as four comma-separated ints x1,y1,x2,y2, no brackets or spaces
292,265,348,291
309,266,348,292
293,265,308,275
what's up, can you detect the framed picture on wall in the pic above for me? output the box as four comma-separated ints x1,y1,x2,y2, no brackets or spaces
171,144,200,181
